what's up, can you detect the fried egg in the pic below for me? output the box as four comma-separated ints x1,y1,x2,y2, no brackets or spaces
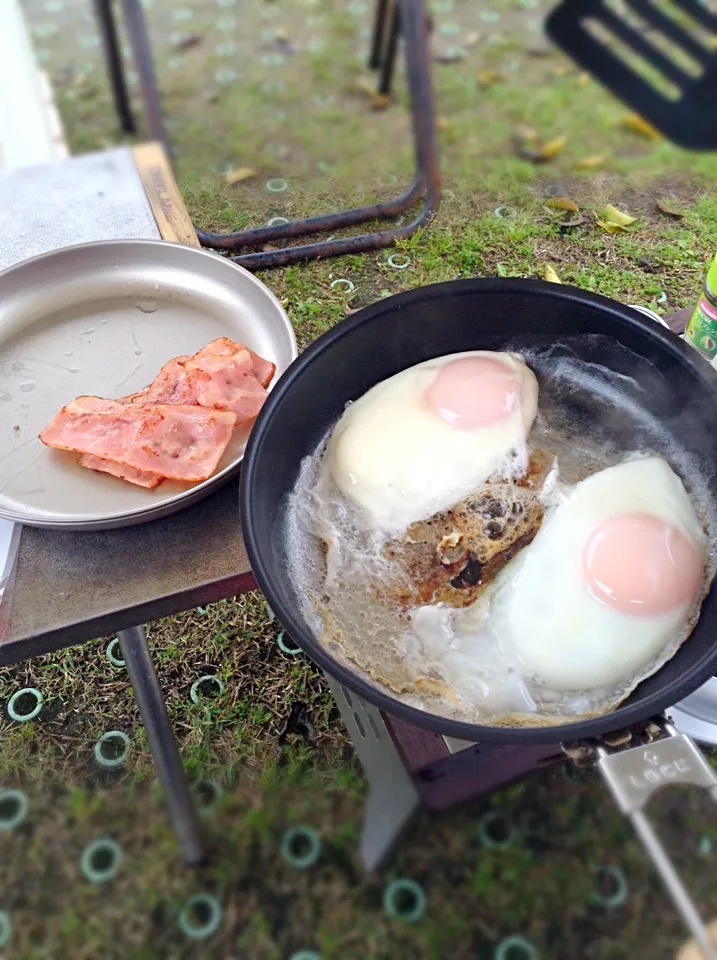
490,457,706,693
327,351,539,532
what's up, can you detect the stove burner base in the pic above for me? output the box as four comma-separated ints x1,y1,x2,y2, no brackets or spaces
326,672,717,870
323,673,564,871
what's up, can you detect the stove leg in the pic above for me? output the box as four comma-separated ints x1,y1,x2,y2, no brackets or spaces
323,674,420,871
118,625,205,866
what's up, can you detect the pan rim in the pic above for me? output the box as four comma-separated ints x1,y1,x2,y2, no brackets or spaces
241,277,717,745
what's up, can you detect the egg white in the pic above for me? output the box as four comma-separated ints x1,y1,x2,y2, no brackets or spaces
327,351,539,532
489,457,707,692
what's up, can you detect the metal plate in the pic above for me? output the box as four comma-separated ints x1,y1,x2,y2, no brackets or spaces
0,240,297,530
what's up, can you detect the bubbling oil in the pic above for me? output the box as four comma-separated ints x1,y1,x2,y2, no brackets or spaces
284,337,717,726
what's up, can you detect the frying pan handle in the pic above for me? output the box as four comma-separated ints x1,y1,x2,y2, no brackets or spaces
595,722,717,959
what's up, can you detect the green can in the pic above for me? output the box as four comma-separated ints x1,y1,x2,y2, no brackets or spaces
685,254,717,359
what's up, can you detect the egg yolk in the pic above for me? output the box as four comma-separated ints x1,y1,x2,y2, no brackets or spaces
581,513,702,617
424,357,520,429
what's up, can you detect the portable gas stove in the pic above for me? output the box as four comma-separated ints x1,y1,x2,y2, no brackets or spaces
324,672,717,871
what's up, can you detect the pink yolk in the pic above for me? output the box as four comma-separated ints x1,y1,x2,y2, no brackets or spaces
424,357,520,429
580,513,702,617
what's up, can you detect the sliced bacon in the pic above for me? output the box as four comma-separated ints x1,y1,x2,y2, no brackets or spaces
249,351,276,390
40,338,274,489
120,388,149,404
125,341,273,417
183,347,268,420
131,356,194,405
195,337,276,388
79,454,164,489
40,397,236,483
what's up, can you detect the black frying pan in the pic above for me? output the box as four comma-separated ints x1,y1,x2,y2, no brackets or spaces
241,278,717,747
242,279,717,954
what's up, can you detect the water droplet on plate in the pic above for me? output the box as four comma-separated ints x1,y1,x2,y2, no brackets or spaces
19,381,36,392
134,348,143,356
64,351,73,357
82,327,95,335
136,300,158,314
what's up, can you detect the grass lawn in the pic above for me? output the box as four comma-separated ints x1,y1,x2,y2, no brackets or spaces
3,0,717,956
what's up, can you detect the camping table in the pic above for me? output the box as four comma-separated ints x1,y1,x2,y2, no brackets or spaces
0,144,257,865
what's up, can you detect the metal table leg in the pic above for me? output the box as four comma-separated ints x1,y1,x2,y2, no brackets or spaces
108,0,439,269
94,0,136,134
121,0,171,154
195,0,441,270
378,1,401,97
369,0,390,69
118,625,205,866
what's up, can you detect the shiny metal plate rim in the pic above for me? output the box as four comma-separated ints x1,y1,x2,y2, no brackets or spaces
0,240,297,530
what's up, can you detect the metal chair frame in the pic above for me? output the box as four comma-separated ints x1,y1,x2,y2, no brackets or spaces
95,0,440,269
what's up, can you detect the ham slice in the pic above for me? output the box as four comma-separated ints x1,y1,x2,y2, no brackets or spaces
196,337,276,388
40,338,274,490
79,454,163,489
124,341,272,420
130,356,194,406
183,346,268,420
40,397,236,483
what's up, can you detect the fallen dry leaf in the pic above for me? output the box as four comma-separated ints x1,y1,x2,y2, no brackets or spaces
437,116,453,133
656,199,685,220
591,209,631,234
477,69,504,88
518,133,568,164
600,203,636,227
622,112,661,140
465,31,481,47
552,64,570,78
577,72,590,88
545,197,579,213
225,167,256,185
594,216,627,234
574,154,605,170
544,264,562,284
544,197,583,228
370,93,391,111
537,135,568,160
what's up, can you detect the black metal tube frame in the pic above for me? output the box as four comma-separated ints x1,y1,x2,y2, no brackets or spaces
118,626,205,866
96,0,441,270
